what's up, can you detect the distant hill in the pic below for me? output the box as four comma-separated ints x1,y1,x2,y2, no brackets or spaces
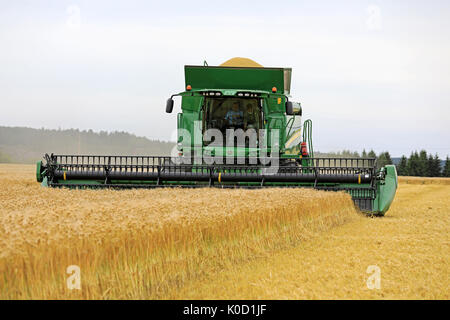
0,126,175,163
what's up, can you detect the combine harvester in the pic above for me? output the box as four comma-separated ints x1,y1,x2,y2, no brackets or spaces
36,58,397,215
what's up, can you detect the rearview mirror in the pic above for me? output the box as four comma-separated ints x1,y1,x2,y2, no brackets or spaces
285,101,294,115
166,98,174,113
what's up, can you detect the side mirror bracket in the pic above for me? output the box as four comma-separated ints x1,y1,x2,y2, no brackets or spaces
166,98,174,113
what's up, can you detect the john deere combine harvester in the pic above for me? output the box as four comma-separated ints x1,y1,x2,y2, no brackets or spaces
36,58,397,215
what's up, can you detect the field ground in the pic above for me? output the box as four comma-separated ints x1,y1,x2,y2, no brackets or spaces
0,164,448,299
174,180,449,299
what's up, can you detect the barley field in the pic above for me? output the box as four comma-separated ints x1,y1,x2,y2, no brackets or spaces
0,164,448,299
0,164,357,299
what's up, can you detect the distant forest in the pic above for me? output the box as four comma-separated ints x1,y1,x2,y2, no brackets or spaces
0,126,175,163
319,149,450,177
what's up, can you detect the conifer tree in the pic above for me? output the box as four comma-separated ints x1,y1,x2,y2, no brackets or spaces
396,155,408,176
362,149,368,158
407,151,419,176
427,154,435,177
432,154,442,177
418,150,428,176
444,156,450,177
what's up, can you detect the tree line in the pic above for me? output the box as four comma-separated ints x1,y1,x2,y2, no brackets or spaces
395,150,449,177
365,149,449,177
0,126,175,163
319,149,450,177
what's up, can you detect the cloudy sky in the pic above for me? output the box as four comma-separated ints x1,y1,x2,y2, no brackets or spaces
1,0,449,157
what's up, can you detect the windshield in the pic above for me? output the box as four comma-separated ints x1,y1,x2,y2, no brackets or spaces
203,97,262,133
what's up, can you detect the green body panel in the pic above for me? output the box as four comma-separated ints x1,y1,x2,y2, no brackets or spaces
36,161,43,182
185,66,285,92
373,165,398,215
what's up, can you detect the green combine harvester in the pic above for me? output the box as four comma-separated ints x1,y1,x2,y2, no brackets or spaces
36,57,397,215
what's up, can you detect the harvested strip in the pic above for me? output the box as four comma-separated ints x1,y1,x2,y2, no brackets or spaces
398,176,450,185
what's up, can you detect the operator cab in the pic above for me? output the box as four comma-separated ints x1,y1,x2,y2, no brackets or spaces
202,97,262,147
203,97,262,133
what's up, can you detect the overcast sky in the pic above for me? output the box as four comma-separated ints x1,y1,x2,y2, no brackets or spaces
1,0,449,157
